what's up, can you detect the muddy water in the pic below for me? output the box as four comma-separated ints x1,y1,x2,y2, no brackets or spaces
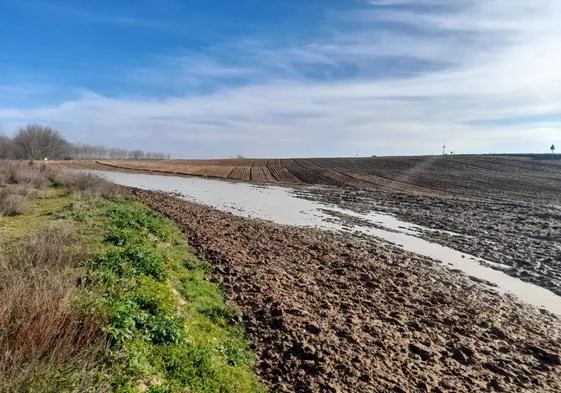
85,170,561,314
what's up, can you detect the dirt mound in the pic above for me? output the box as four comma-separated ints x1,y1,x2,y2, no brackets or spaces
131,189,561,393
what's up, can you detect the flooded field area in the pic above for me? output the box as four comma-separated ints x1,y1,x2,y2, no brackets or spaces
84,169,561,315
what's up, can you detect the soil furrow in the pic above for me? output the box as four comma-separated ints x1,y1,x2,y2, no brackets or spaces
131,188,561,393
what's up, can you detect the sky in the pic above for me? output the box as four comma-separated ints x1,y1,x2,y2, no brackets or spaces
0,0,560,158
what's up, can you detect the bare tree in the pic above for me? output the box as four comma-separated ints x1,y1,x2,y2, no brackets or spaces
0,135,15,159
129,150,144,160
1,125,169,161
109,147,120,159
13,124,71,160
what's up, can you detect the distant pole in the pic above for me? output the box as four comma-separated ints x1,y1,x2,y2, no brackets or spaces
442,140,446,156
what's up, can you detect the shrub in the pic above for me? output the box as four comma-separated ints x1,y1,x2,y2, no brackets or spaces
3,161,51,188
1,160,121,197
11,222,83,269
0,192,28,216
54,171,122,198
5,184,38,198
61,172,104,191
0,223,106,390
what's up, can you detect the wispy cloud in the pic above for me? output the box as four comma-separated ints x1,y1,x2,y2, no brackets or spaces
1,0,560,157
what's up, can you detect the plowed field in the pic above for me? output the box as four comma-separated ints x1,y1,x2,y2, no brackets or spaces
131,188,561,393
63,154,561,202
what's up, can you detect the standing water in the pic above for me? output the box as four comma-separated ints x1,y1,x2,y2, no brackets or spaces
81,170,561,315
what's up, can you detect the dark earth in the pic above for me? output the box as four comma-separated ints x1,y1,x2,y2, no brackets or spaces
57,154,561,202
296,183,561,297
131,188,561,393
57,155,561,391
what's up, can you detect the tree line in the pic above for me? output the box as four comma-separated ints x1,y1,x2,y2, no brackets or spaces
0,124,169,161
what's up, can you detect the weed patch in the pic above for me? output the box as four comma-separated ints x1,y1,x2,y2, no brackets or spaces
0,177,263,392
84,199,264,392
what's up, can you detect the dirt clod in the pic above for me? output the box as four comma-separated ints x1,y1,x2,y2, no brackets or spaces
131,189,561,393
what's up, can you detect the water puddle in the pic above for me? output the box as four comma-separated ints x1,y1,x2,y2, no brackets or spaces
81,170,561,315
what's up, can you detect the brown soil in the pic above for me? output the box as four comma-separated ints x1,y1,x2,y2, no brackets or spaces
54,154,561,203
297,186,561,298
131,188,561,393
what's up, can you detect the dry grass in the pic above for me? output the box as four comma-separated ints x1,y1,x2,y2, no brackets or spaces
0,181,41,217
0,162,120,390
66,172,104,191
53,172,122,198
0,160,122,198
0,161,52,188
0,191,28,216
0,161,50,216
0,222,107,392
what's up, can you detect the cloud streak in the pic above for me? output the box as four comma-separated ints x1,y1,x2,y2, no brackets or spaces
1,0,560,157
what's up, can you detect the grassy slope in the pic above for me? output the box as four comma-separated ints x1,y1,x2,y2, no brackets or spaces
0,187,264,393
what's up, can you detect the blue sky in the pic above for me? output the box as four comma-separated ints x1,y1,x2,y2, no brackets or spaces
1,0,560,158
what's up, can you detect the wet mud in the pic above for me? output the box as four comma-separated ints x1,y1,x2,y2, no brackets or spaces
131,188,561,393
299,188,561,297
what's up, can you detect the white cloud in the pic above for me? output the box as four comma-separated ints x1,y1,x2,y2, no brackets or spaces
1,0,561,157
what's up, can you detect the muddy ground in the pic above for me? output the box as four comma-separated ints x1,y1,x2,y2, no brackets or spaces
298,188,561,297
132,188,561,393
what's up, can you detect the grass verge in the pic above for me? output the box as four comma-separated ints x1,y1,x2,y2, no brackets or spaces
91,199,263,392
0,163,264,393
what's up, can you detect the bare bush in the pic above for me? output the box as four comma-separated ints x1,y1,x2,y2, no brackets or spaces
67,172,104,191
0,160,121,198
0,191,28,216
6,184,39,199
0,223,106,390
0,135,14,159
53,172,122,198
0,160,11,184
12,223,82,269
0,265,96,370
0,183,39,216
0,161,51,188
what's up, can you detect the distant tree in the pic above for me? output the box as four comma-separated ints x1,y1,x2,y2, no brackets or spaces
1,125,168,161
13,124,71,160
551,144,556,154
108,147,120,159
0,135,15,159
129,150,145,160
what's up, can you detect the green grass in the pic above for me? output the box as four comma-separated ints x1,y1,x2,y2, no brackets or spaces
79,198,264,392
0,187,71,239
1,188,264,393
